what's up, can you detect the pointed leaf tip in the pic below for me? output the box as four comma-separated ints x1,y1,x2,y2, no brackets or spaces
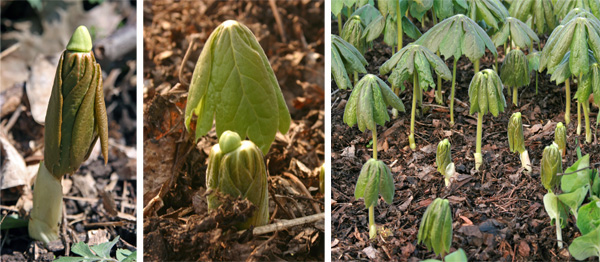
66,26,92,52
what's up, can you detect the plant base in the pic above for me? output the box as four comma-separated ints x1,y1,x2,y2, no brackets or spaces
409,134,416,151
28,161,62,245
474,153,483,171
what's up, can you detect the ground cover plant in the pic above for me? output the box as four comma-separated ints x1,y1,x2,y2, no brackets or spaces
331,0,600,260
143,1,324,260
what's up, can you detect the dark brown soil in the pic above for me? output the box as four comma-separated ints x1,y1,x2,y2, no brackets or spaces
331,19,600,261
142,1,324,261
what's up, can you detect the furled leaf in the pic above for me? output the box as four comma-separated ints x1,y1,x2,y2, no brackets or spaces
555,0,600,20
363,14,385,42
468,69,506,116
561,154,591,193
354,159,395,207
541,143,562,191
510,0,556,34
549,50,597,84
409,0,434,22
568,226,600,260
576,198,600,235
343,74,405,132
501,49,530,88
184,21,291,154
417,198,452,257
583,62,600,104
342,16,367,55
332,35,368,90
436,139,452,177
352,4,381,25
507,112,525,154
527,51,541,72
403,16,423,40
554,122,567,155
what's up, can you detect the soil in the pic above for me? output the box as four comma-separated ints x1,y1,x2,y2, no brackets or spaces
331,18,600,261
142,1,324,261
1,1,138,261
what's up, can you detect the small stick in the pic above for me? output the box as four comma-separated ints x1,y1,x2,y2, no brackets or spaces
268,0,287,43
240,213,324,236
178,34,201,88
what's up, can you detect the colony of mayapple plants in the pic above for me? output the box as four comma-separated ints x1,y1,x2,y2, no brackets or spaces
332,0,600,260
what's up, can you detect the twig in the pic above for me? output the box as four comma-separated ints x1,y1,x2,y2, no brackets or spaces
0,42,20,59
178,34,201,88
268,0,287,43
240,213,324,236
557,163,600,176
282,172,321,214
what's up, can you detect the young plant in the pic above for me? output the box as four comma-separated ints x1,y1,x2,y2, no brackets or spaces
507,112,532,172
319,163,325,194
205,131,269,229
379,44,452,150
543,191,568,249
361,1,421,52
541,143,562,193
341,15,367,55
184,20,291,154
422,249,468,262
417,198,453,257
554,122,567,156
554,0,600,21
491,17,539,71
436,139,455,187
466,0,508,30
468,69,506,170
344,74,403,238
414,14,498,126
577,62,599,143
331,35,368,89
560,155,592,217
354,159,395,239
509,0,556,35
29,26,108,245
54,236,136,262
527,49,541,94
500,50,530,106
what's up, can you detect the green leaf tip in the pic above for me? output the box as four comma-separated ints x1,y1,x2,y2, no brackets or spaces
66,26,92,52
219,130,242,154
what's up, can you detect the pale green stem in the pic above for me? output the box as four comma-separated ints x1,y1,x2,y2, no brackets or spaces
536,71,539,95
475,112,484,170
513,86,518,106
474,59,480,74
565,79,571,125
29,161,62,245
354,72,358,85
436,51,443,105
577,101,582,135
372,128,378,160
556,211,563,249
338,13,342,34
397,3,402,51
583,100,591,143
495,55,498,72
450,59,458,126
409,73,418,150
369,205,376,239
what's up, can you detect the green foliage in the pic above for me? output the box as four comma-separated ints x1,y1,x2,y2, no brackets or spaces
561,8,599,26
576,199,600,235
343,74,405,132
543,191,569,228
554,122,567,155
54,236,136,262
417,198,453,257
561,154,591,193
354,159,395,208
569,226,600,260
509,0,556,34
0,214,28,230
539,16,600,77
433,0,468,21
541,143,562,191
491,17,540,49
468,69,506,116
555,0,600,20
557,185,589,217
331,35,368,90
436,139,453,186
415,14,498,61
582,62,600,105
206,131,269,229
342,16,367,55
184,20,290,154
527,50,541,72
507,112,525,154
407,0,434,22
379,44,452,91
466,0,509,29
332,0,369,16
501,49,530,88
422,248,468,262
361,2,422,47
548,50,597,84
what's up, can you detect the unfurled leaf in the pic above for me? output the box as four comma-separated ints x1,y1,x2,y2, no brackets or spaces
184,20,291,154
332,35,368,90
409,0,434,22
541,143,562,191
434,0,468,21
466,0,509,29
509,0,556,34
90,236,120,258
557,185,589,217
380,44,452,90
354,159,395,208
501,49,530,88
555,0,600,20
417,198,453,257
549,50,597,84
568,226,600,260
561,8,598,26
562,154,591,193
543,192,569,228
468,69,506,116
576,198,600,235
528,50,541,72
491,17,539,49
343,74,405,132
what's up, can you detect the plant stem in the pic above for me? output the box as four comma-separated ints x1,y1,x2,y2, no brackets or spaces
369,205,376,239
409,73,418,150
513,86,518,106
372,128,378,160
577,101,582,135
450,59,458,126
556,212,563,249
474,59,480,74
436,51,444,105
397,3,402,51
583,100,591,143
354,71,358,86
475,112,483,170
520,150,532,173
536,71,538,95
338,13,343,34
565,79,571,125
29,161,63,245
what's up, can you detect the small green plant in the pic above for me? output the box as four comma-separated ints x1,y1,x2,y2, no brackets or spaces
422,248,468,262
527,49,541,94
54,236,136,262
509,0,556,35
184,20,291,154
541,143,562,192
331,34,368,89
576,62,599,143
468,69,506,170
379,44,452,150
417,198,453,257
341,15,367,55
354,159,395,239
507,112,532,172
361,1,421,52
29,26,109,245
500,50,530,106
205,131,269,229
554,122,567,156
466,0,508,30
415,14,498,126
436,139,455,187
491,17,540,51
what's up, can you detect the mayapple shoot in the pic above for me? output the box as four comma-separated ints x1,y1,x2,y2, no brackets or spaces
436,139,455,187
554,122,567,157
205,131,269,229
354,159,395,239
29,26,108,244
417,198,453,257
468,69,506,170
184,20,291,155
541,143,562,193
507,112,531,173
500,50,530,106
341,15,366,55
331,35,367,90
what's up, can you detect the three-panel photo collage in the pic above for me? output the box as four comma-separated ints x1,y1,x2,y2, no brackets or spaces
2,0,600,261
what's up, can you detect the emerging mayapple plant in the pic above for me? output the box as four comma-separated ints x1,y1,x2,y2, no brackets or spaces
206,131,269,229
417,198,453,257
341,15,366,55
29,26,108,244
184,20,291,154
554,122,567,156
436,139,455,187
354,159,394,239
331,35,367,90
541,143,562,192
507,112,531,173
500,50,530,106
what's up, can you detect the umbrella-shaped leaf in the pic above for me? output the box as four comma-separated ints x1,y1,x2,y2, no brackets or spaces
380,44,452,86
549,50,597,84
467,0,508,30
434,0,468,20
418,198,453,257
510,0,556,34
355,159,395,207
352,4,381,25
500,49,530,88
527,50,541,72
331,35,368,90
409,0,434,22
468,69,506,116
555,0,600,20
492,17,539,49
